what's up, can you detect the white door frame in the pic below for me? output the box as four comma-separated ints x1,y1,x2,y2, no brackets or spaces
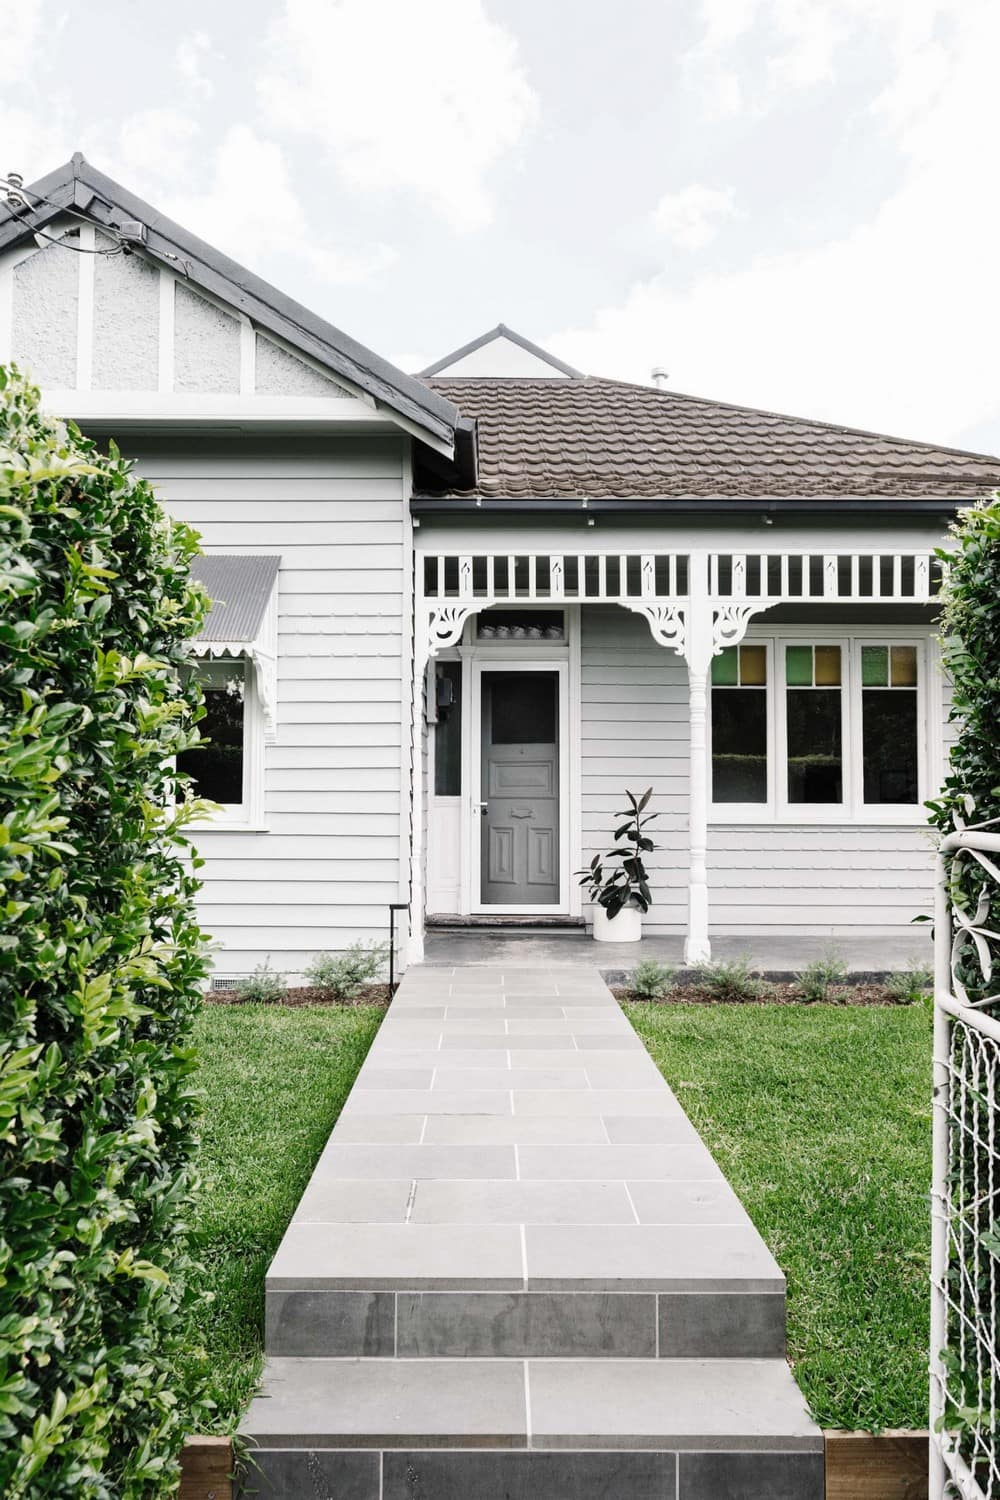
469,656,572,914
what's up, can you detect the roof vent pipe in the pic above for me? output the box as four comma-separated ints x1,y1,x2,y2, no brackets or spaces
651,367,669,389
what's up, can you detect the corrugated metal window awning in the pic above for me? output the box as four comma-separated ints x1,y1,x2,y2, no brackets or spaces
190,555,280,741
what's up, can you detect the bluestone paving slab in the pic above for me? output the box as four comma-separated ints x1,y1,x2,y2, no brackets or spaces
396,1291,656,1357
658,1291,786,1358
628,1179,757,1225
517,1144,721,1180
265,1290,395,1357
447,1003,566,1017
242,1448,378,1499
527,1359,820,1450
409,1179,635,1224
583,1063,679,1089
421,1115,609,1144
525,1225,784,1291
342,1089,512,1115
293,1178,412,1224
512,1089,682,1116
433,1067,590,1090
381,1449,677,1500
314,1144,515,1180
678,1449,825,1498
354,1067,434,1090
269,1224,524,1290
605,1116,706,1145
332,1117,426,1144
600,1116,702,1146
504,1017,627,1034
243,1358,527,1447
367,1047,519,1069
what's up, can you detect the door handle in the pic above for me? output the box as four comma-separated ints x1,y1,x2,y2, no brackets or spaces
473,801,489,815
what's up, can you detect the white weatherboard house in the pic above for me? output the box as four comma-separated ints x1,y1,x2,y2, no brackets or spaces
4,157,1000,978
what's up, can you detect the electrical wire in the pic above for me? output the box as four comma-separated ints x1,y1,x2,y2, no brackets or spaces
1,174,129,255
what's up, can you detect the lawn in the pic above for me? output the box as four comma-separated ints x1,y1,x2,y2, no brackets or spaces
179,1004,383,1429
625,999,933,1432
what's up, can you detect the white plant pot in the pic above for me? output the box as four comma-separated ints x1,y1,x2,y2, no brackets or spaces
592,905,642,943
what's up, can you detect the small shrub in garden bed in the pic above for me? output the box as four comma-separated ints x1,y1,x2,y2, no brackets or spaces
236,958,287,1004
884,967,933,1005
799,949,848,1003
0,367,211,1497
631,959,675,999
694,955,762,1002
305,941,391,999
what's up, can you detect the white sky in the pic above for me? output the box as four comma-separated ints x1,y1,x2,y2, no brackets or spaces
3,0,998,451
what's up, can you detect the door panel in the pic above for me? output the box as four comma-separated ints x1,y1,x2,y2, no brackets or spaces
480,672,560,905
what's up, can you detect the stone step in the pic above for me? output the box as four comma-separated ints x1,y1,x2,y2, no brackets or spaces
266,1283,786,1360
240,1356,824,1499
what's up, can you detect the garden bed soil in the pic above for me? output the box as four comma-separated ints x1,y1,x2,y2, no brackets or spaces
612,980,917,1006
204,983,393,1008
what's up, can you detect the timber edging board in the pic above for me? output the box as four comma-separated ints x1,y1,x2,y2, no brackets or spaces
177,1426,929,1497
179,1436,232,1500
824,1430,929,1499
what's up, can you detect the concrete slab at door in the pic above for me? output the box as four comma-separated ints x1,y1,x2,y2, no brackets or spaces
480,671,559,904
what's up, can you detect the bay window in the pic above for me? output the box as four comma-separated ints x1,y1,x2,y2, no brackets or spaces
708,635,926,821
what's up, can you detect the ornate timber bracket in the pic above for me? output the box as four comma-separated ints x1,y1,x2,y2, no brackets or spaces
622,602,686,657
425,602,482,654
711,601,774,655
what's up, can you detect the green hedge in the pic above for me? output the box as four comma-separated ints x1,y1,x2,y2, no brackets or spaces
931,494,1000,1013
0,367,211,1496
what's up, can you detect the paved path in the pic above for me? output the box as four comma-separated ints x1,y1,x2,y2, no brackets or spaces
242,965,823,1498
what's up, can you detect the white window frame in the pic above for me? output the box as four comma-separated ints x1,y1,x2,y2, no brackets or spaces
706,637,776,819
188,656,267,831
709,628,930,826
776,636,850,822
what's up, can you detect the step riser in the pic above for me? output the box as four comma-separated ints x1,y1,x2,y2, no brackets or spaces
266,1288,786,1359
242,1446,824,1500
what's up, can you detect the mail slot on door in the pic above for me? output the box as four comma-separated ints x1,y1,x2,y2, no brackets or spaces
509,807,534,819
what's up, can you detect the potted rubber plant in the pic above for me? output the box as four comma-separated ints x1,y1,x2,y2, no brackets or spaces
577,787,657,942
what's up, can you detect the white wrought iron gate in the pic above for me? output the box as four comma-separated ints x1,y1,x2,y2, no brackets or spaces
930,823,1000,1498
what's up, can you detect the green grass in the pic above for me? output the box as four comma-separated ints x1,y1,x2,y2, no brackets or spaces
179,1004,383,1429
624,1000,933,1432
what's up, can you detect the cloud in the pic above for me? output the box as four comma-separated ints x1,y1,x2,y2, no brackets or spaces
652,185,737,251
683,0,941,119
0,0,45,71
257,0,538,230
158,124,396,285
81,112,393,288
109,108,201,185
551,0,1000,449
175,32,219,99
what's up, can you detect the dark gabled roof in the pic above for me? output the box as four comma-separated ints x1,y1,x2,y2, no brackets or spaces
415,375,1000,505
419,324,582,378
0,155,461,455
192,555,280,643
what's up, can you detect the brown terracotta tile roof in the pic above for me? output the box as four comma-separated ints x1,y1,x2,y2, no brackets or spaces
418,376,1000,501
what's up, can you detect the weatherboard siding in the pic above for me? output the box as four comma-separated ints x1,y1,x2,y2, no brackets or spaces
580,607,689,931
707,827,936,934
132,434,407,977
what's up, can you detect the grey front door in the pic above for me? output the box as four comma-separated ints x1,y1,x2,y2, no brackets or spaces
480,671,560,905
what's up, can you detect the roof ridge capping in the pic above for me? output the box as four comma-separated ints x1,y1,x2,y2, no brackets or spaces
0,154,462,456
